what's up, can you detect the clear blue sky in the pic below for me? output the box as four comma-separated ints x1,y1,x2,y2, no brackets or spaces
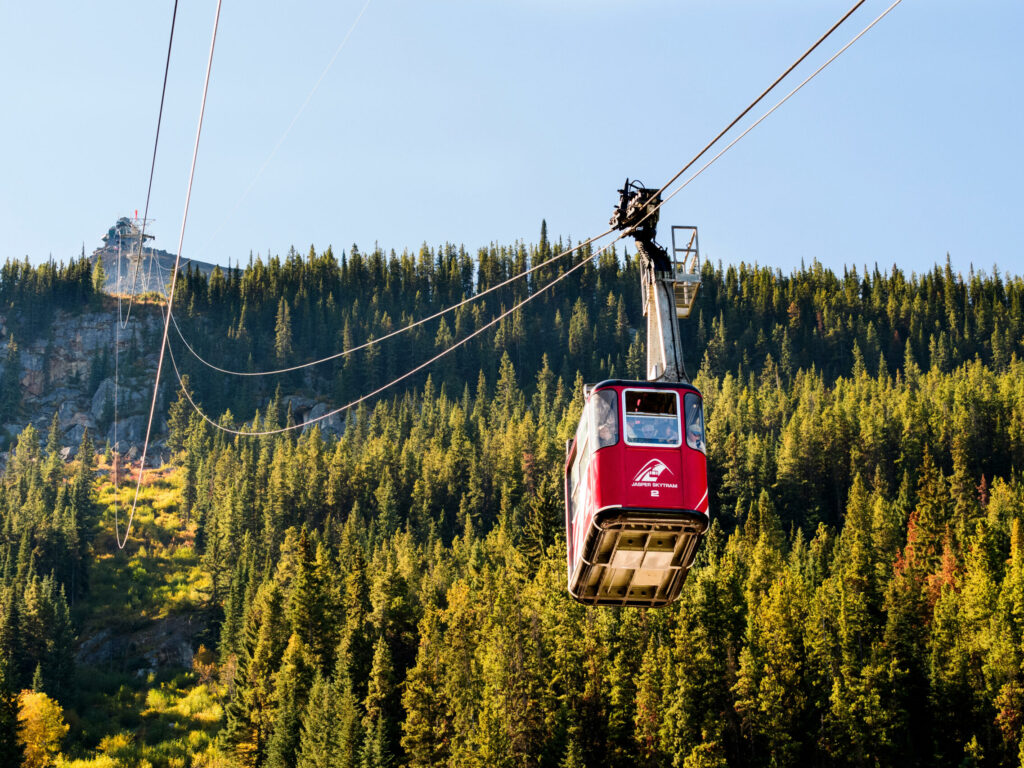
2,0,1022,278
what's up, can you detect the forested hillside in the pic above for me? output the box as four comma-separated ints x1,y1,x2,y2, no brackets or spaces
2,234,1024,766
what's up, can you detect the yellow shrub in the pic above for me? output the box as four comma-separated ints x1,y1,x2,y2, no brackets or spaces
18,690,69,768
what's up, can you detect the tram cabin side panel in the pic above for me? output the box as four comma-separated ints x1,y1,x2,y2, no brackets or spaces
565,381,709,576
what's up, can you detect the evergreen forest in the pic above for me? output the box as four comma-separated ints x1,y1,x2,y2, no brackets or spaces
2,230,1024,767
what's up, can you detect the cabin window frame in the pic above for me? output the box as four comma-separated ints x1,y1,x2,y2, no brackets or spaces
591,389,619,450
569,413,591,522
683,392,706,454
621,388,682,448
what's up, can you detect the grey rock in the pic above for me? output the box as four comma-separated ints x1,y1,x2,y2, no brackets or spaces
21,353,43,372
303,402,344,437
69,412,95,430
20,365,45,397
92,377,134,422
283,395,316,418
107,414,147,446
65,424,87,447
58,399,78,425
0,304,175,447
76,628,116,666
61,415,97,448
50,386,77,403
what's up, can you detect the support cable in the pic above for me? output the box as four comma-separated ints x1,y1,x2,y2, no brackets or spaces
113,231,123,499
119,0,180,329
648,0,868,204
159,0,880,378
194,0,374,261
641,0,907,235
113,221,136,549
168,226,615,376
164,233,626,437
166,0,881,380
143,0,904,455
117,0,223,550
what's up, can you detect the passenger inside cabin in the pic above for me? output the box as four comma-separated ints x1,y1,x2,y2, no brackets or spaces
656,418,678,443
593,390,618,448
687,420,705,452
628,415,678,445
638,420,659,441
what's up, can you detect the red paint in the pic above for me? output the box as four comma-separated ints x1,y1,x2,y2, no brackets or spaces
564,380,709,594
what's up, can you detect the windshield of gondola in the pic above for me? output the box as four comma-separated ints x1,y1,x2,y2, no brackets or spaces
623,390,680,446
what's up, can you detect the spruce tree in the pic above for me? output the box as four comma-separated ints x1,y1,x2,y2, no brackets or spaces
266,637,314,768
0,661,22,767
296,673,342,768
91,255,107,294
360,636,396,768
275,297,294,363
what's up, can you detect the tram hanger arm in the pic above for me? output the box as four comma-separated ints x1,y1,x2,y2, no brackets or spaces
610,180,688,383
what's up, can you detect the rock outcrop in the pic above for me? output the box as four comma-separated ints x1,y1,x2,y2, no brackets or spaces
0,287,344,464
0,306,165,458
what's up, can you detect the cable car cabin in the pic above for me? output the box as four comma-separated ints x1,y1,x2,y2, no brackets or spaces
565,380,709,607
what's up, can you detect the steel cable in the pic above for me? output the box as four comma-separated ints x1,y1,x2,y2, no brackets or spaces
657,0,907,213
194,0,375,262
168,226,615,376
648,0,869,204
111,0,180,545
117,0,223,550
164,233,626,437
118,0,180,329
162,0,876,380
136,0,905,458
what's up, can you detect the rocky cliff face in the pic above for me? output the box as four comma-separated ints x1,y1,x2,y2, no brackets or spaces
0,302,346,466
0,305,171,462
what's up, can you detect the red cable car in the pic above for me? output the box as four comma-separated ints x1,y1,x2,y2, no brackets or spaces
565,379,709,607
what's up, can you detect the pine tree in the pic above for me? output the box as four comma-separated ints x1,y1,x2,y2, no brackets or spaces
91,256,107,294
166,375,193,455
0,337,22,425
360,636,396,768
400,611,451,767
633,641,666,766
275,297,294,363
224,582,289,767
296,673,343,768
266,636,314,768
734,569,811,767
0,661,23,768
288,533,335,671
